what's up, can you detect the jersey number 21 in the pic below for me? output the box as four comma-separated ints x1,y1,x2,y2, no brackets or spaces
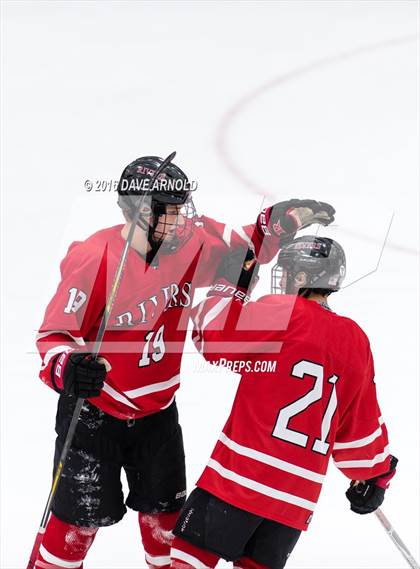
273,360,339,456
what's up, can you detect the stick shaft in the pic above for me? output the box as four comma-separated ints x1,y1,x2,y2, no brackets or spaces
375,508,419,569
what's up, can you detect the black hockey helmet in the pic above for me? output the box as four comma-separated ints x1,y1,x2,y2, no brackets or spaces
117,156,192,208
271,235,346,296
117,155,197,256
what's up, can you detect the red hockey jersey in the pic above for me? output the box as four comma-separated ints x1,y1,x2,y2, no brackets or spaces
191,288,391,531
36,217,278,420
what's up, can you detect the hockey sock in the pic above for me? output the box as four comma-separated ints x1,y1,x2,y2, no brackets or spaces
35,513,97,569
234,557,271,569
139,511,180,569
170,536,220,569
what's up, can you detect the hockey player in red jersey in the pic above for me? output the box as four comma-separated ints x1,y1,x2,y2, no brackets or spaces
33,154,336,569
171,236,397,569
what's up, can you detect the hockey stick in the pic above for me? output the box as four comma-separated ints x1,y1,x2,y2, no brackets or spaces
26,151,177,569
375,508,419,569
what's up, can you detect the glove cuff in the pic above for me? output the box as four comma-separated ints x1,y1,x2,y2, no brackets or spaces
368,454,398,489
257,206,299,239
52,350,75,392
375,469,396,490
257,208,274,237
375,455,398,489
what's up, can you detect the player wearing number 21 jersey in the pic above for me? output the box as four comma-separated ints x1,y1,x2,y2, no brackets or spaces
171,237,397,569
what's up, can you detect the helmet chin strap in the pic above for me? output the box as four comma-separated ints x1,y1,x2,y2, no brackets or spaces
134,212,161,265
135,205,177,265
127,206,158,262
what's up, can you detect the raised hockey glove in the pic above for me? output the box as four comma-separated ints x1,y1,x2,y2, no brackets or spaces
216,248,260,292
257,199,335,243
52,351,107,398
346,455,398,515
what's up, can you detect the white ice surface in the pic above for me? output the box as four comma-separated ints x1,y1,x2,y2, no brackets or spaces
1,1,419,568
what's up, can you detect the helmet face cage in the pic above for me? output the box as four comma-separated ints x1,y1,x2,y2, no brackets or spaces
271,264,293,295
271,236,346,295
150,196,197,254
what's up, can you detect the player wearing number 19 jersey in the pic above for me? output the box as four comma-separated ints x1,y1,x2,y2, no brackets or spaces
171,237,397,569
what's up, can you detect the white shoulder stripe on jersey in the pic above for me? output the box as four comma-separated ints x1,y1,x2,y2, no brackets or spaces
334,446,390,469
333,420,385,450
124,374,180,399
39,545,82,568
218,432,325,483
41,345,74,370
145,552,171,566
222,225,232,247
36,330,85,346
201,297,231,332
171,548,211,569
207,458,317,511
102,383,140,410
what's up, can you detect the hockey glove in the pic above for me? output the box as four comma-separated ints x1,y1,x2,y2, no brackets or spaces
52,351,107,398
216,248,260,292
346,455,398,515
257,199,335,243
